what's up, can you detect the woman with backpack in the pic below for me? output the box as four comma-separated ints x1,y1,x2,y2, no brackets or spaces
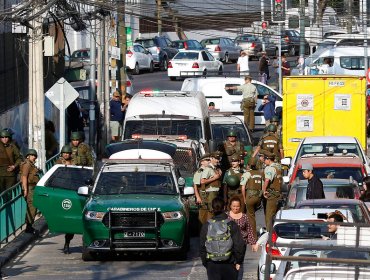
227,196,259,280
200,197,246,280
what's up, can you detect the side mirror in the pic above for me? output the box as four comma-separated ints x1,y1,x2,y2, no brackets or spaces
259,263,276,275
183,186,195,196
281,157,292,166
178,177,186,188
78,186,90,196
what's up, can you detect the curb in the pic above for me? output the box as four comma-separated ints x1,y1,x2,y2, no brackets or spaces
0,217,47,267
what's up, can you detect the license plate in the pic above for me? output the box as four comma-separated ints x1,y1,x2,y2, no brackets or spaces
123,231,145,238
175,63,186,66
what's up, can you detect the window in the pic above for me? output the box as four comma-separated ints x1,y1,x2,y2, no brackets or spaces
137,39,155,48
45,167,93,191
225,83,242,95
340,56,370,70
201,51,209,61
206,52,215,61
211,123,251,145
137,45,145,53
174,52,199,60
255,84,282,101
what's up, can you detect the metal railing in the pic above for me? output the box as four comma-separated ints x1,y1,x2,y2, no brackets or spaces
0,154,58,245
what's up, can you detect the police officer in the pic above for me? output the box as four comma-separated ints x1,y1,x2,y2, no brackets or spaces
225,76,257,131
56,145,76,253
0,129,22,201
193,153,211,225
70,131,93,167
252,124,284,162
261,150,282,232
21,149,40,234
270,116,282,140
218,130,245,171
199,152,223,223
222,156,245,211
240,157,263,239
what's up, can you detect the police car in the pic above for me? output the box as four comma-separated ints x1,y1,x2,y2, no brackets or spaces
34,140,194,261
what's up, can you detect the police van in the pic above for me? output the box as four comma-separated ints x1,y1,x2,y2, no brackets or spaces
34,140,194,261
123,90,211,145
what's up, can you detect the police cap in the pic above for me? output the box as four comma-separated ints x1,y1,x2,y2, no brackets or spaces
261,150,275,160
210,151,222,160
231,155,241,162
0,129,12,138
26,149,38,157
200,153,211,161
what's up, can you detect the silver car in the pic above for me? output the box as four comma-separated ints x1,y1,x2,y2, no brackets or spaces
200,37,241,63
234,34,263,59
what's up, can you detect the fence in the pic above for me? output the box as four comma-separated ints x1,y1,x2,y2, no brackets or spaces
0,154,58,246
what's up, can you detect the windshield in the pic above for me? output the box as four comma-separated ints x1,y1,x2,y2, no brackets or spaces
295,185,358,203
173,52,199,60
124,120,203,141
297,143,363,161
296,167,363,183
274,222,328,239
211,123,250,145
94,172,176,195
136,39,155,48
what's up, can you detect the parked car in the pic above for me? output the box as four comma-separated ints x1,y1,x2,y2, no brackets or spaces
200,37,241,63
282,29,310,56
181,76,282,126
286,178,362,208
167,50,223,80
69,48,92,65
172,40,203,51
126,43,154,74
282,136,370,180
257,208,354,280
234,34,262,60
135,36,178,71
296,199,370,223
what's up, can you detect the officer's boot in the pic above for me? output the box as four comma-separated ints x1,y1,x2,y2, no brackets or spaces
63,234,74,254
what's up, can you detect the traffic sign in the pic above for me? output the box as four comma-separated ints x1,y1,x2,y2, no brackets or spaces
366,68,370,83
45,78,79,110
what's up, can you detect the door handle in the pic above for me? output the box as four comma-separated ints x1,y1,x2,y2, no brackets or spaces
38,193,49,197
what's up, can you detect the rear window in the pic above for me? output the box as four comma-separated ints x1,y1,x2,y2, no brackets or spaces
202,39,220,46
136,39,156,48
295,185,357,202
298,143,362,160
296,167,364,183
45,167,93,191
274,222,328,239
173,52,199,60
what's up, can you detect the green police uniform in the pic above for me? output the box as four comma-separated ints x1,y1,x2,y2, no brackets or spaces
220,140,245,170
71,142,93,167
264,162,282,232
198,164,221,224
237,83,257,130
240,168,263,239
223,167,245,211
0,141,22,196
56,157,75,165
20,158,40,225
258,133,282,162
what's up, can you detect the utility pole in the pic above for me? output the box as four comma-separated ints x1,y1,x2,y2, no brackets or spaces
347,0,353,33
28,4,45,171
364,0,368,77
278,23,282,96
299,0,306,74
261,0,265,51
157,0,162,35
89,21,97,150
117,0,127,97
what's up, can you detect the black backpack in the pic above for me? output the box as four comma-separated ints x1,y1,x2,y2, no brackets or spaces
205,219,233,261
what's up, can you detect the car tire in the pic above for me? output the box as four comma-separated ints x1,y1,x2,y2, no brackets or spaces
202,69,207,77
218,66,223,75
169,76,176,81
133,63,140,75
224,54,229,63
149,61,154,73
82,247,96,261
161,58,168,71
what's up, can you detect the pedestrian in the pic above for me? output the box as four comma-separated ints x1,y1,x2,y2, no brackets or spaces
227,196,258,280
193,153,211,225
110,91,125,142
225,76,257,132
253,124,284,162
260,150,282,232
200,197,246,280
67,98,85,140
21,149,40,234
323,211,344,240
301,162,325,200
237,51,250,76
281,55,291,76
45,120,58,159
258,51,269,84
199,152,223,223
240,157,263,239
360,176,370,202
55,145,75,254
0,129,22,202
69,131,94,167
218,130,245,171
258,94,276,126
208,102,218,112
222,156,245,211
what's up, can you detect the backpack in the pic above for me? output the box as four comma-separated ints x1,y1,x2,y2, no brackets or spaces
205,219,233,261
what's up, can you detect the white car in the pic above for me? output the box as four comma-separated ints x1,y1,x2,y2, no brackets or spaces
126,43,154,75
167,50,223,81
257,208,354,280
181,77,282,126
282,136,370,182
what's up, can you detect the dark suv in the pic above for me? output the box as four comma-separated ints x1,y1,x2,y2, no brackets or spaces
282,29,310,56
135,36,178,71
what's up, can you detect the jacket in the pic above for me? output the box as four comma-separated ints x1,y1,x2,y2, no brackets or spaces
258,95,276,121
306,175,325,200
199,212,246,267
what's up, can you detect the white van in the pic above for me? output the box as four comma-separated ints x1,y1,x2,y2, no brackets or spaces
122,90,211,143
304,46,370,75
181,77,282,126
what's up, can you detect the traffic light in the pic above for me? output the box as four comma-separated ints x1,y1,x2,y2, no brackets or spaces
273,0,284,21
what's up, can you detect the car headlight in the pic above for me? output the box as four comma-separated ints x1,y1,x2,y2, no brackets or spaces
162,211,183,220
85,211,105,221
